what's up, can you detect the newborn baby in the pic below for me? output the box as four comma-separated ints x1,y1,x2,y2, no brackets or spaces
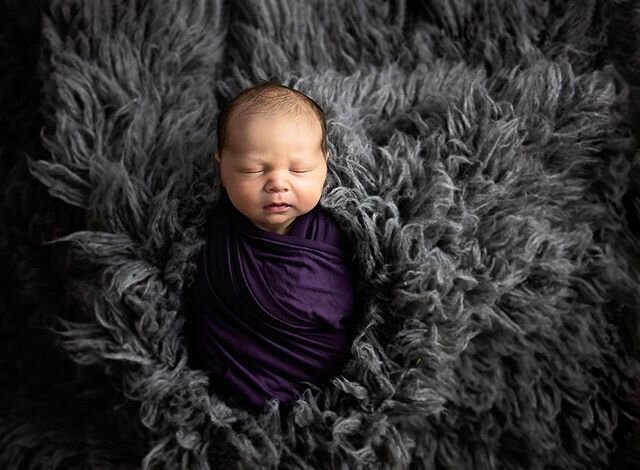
187,80,359,414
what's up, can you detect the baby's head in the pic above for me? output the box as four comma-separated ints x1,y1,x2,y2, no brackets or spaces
215,80,328,235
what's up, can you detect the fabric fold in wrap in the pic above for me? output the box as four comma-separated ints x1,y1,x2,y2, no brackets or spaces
188,191,358,411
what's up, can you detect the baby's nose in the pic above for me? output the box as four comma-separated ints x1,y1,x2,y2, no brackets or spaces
266,176,290,191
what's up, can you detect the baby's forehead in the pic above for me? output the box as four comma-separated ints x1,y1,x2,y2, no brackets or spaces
227,111,321,143
221,120,319,161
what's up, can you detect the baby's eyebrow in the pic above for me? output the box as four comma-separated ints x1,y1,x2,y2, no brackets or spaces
241,155,308,163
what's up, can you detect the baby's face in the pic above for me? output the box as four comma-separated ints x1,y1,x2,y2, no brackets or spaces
215,113,327,235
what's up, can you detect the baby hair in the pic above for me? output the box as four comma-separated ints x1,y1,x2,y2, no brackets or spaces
216,79,327,158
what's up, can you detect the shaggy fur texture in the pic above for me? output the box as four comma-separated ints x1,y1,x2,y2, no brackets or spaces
3,0,640,468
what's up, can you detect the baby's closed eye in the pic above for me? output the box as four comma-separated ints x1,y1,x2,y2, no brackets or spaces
240,169,312,174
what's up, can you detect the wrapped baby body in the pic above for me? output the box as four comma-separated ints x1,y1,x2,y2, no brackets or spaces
189,191,358,412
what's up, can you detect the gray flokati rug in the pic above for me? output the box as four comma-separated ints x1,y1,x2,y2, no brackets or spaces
3,0,640,468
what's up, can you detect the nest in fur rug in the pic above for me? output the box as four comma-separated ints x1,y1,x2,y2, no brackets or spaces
3,0,640,468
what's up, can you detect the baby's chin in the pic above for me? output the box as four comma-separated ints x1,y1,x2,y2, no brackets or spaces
251,214,299,235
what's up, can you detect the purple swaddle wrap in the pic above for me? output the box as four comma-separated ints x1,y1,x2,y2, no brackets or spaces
188,191,357,412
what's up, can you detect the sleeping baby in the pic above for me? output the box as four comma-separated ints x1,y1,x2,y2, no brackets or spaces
187,80,359,414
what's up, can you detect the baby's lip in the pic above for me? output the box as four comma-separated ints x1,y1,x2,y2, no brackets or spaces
264,202,290,207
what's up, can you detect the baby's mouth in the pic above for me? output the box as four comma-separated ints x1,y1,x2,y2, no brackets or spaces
264,203,291,211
